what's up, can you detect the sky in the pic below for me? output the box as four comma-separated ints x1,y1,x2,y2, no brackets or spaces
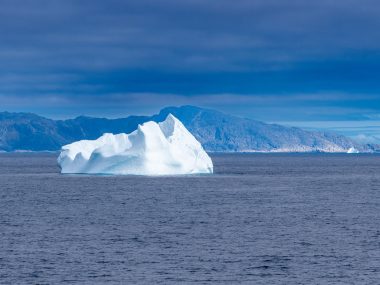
1,0,380,141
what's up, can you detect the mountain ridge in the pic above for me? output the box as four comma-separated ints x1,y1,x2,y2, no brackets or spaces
0,105,377,153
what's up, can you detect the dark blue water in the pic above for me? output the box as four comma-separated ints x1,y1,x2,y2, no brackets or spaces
1,153,380,284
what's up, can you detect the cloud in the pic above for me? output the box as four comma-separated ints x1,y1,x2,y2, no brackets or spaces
0,0,380,121
0,91,376,122
1,0,380,72
280,120,380,144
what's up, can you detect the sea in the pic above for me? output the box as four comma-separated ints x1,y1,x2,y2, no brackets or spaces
1,153,380,284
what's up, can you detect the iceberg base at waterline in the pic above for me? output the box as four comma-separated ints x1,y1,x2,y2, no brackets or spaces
57,114,213,175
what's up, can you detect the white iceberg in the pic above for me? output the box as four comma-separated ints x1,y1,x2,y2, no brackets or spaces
57,114,213,175
347,147,359,154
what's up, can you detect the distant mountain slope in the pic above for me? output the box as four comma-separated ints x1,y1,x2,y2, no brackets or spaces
0,112,65,151
153,106,374,152
0,106,376,152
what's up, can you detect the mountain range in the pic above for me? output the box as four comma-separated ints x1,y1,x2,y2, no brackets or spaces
0,105,377,152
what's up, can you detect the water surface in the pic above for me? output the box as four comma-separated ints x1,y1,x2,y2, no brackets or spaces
1,153,380,284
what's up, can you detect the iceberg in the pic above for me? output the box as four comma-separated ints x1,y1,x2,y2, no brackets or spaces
57,114,213,175
347,147,359,154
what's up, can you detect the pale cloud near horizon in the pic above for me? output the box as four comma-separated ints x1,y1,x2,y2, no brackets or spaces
0,92,378,123
278,120,380,144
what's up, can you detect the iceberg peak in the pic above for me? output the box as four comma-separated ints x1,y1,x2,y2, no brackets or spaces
57,114,213,175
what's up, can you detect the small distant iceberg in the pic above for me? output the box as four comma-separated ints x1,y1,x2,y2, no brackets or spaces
57,114,213,175
347,147,360,154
